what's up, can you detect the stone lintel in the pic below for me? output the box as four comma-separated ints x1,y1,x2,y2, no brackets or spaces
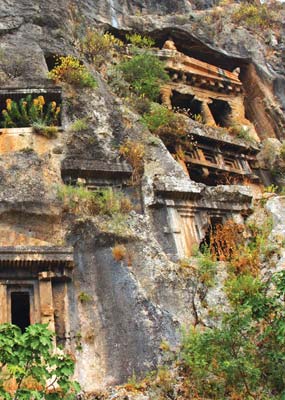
0,87,62,96
61,158,132,180
154,182,253,210
0,246,74,270
154,181,204,201
190,131,259,153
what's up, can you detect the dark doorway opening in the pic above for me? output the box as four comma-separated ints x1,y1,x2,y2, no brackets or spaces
45,54,59,72
209,99,231,127
11,292,30,332
200,216,223,251
171,91,202,121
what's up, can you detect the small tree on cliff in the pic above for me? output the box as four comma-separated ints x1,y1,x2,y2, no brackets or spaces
0,323,80,400
117,52,169,101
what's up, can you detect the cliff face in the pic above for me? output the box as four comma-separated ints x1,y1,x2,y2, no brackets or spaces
0,0,284,394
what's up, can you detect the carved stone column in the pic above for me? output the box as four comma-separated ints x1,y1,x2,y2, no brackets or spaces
0,284,7,324
201,100,216,126
228,97,260,142
160,85,173,109
38,272,55,331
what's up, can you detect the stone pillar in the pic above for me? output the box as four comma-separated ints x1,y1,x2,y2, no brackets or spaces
228,97,260,142
201,100,216,126
0,284,7,324
38,272,55,332
160,86,173,110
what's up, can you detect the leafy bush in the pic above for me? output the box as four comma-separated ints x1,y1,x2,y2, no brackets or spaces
142,103,186,134
0,323,80,399
117,53,169,101
125,33,155,48
48,56,97,88
79,28,123,69
141,103,189,156
58,185,132,216
69,118,89,132
179,249,217,288
180,270,285,399
78,292,93,303
232,3,278,29
1,95,60,129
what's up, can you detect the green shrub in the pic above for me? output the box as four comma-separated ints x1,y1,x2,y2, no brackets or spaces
196,247,217,287
1,95,60,129
180,270,285,398
141,103,188,151
79,28,123,69
58,185,132,216
141,103,181,133
232,3,278,29
125,33,155,48
48,56,97,88
78,292,93,302
117,53,169,101
0,323,80,399
32,123,58,138
69,118,89,132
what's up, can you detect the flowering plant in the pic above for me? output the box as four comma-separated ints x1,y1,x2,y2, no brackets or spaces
48,56,97,88
1,95,60,128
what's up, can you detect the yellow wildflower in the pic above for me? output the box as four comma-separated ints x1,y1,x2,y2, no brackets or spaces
6,99,12,111
33,98,39,106
38,96,45,106
51,101,57,110
55,106,61,115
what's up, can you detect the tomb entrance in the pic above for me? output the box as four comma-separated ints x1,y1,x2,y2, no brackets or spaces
0,246,73,340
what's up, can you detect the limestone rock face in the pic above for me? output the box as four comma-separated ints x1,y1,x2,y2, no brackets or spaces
266,196,285,240
0,0,284,394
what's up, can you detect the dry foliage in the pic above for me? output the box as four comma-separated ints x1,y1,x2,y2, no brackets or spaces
209,218,269,276
112,244,127,261
209,220,245,262
119,140,145,184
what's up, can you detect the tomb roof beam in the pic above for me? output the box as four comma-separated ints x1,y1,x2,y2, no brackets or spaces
61,159,132,180
0,246,74,280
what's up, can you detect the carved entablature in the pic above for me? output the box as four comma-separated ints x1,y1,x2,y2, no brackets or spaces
158,48,242,95
61,158,133,189
0,246,74,280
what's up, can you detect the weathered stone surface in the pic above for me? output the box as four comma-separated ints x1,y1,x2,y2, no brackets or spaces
266,196,285,240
